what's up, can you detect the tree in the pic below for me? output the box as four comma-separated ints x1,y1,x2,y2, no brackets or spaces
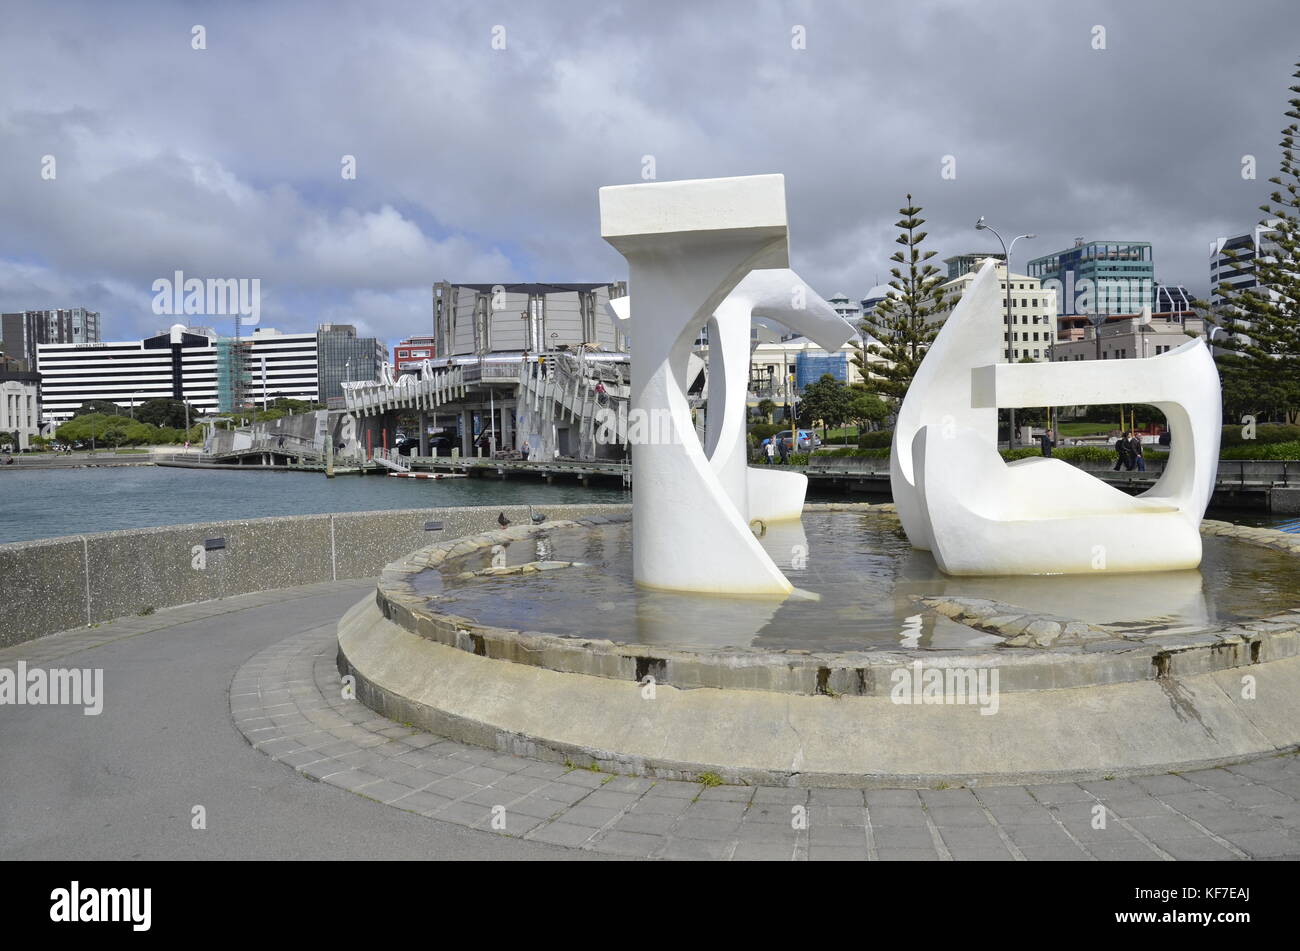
846,384,888,434
72,400,121,417
57,413,132,449
1203,60,1300,424
798,373,852,441
756,398,776,422
136,398,191,429
854,194,949,402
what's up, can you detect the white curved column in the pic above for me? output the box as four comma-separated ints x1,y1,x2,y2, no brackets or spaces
890,259,1002,550
709,269,856,523
600,175,794,594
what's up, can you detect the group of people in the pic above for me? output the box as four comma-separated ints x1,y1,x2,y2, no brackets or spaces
1039,427,1152,472
1113,431,1147,471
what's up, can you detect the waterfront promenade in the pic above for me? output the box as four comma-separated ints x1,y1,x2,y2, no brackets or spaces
3,580,1298,860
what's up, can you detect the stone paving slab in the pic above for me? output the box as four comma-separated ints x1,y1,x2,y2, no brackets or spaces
229,624,1300,861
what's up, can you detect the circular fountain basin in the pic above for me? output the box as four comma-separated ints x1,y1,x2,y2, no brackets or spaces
339,503,1300,786
405,508,1300,654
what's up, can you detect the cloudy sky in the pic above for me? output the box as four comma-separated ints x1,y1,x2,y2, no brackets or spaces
1,0,1297,350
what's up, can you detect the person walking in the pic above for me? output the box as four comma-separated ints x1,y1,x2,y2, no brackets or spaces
1039,428,1055,458
763,438,775,465
777,434,790,465
1129,431,1146,472
1113,431,1132,471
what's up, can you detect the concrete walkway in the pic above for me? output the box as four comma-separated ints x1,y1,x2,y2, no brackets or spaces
4,581,1300,860
0,582,604,860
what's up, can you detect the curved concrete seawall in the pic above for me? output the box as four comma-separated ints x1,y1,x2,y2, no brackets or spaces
0,503,630,648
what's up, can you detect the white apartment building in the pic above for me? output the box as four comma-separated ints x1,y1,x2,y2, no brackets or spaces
1210,220,1281,305
36,324,346,422
38,325,221,422
244,328,320,407
936,263,1059,362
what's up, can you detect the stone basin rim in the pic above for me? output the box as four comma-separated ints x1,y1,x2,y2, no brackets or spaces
374,504,1300,697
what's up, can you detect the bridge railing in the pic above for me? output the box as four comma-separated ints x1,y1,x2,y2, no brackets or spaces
800,454,1298,486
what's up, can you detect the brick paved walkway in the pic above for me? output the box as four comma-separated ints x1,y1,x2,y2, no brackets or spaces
7,585,1299,860
231,616,1300,861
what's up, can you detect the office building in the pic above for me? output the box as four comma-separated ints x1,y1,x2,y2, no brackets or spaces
1154,283,1194,315
859,284,895,322
36,323,385,421
1209,220,1281,305
934,263,1059,362
244,328,320,407
393,335,437,375
317,324,387,403
432,282,627,357
1052,311,1206,361
0,308,101,371
944,252,1006,281
826,292,860,324
37,324,220,422
1028,240,1153,316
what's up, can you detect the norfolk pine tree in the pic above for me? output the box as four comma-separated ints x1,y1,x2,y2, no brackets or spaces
1206,60,1300,424
853,195,949,403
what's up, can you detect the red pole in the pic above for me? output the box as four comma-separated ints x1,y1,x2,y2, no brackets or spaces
367,430,372,460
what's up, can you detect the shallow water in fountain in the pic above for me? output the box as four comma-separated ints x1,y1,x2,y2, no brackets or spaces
409,511,1300,652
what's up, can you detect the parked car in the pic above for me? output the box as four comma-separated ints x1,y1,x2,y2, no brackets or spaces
396,434,454,456
775,429,819,451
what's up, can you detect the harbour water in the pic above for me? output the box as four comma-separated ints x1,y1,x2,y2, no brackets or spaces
0,466,629,543
0,464,1293,545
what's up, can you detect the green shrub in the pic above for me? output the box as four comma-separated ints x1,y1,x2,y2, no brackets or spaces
813,447,890,459
1220,423,1300,448
1220,440,1300,460
858,429,893,449
1054,446,1124,464
748,422,783,442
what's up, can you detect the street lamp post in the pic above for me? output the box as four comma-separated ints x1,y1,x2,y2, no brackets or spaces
1089,313,1107,361
975,218,1036,448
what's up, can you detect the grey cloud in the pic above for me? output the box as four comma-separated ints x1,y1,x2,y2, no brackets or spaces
1,0,1297,346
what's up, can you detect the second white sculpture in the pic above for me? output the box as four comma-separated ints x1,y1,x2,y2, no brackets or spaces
893,259,1222,575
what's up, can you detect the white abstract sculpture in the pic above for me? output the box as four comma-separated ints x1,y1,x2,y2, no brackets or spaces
610,268,855,527
893,259,1222,575
600,174,847,595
